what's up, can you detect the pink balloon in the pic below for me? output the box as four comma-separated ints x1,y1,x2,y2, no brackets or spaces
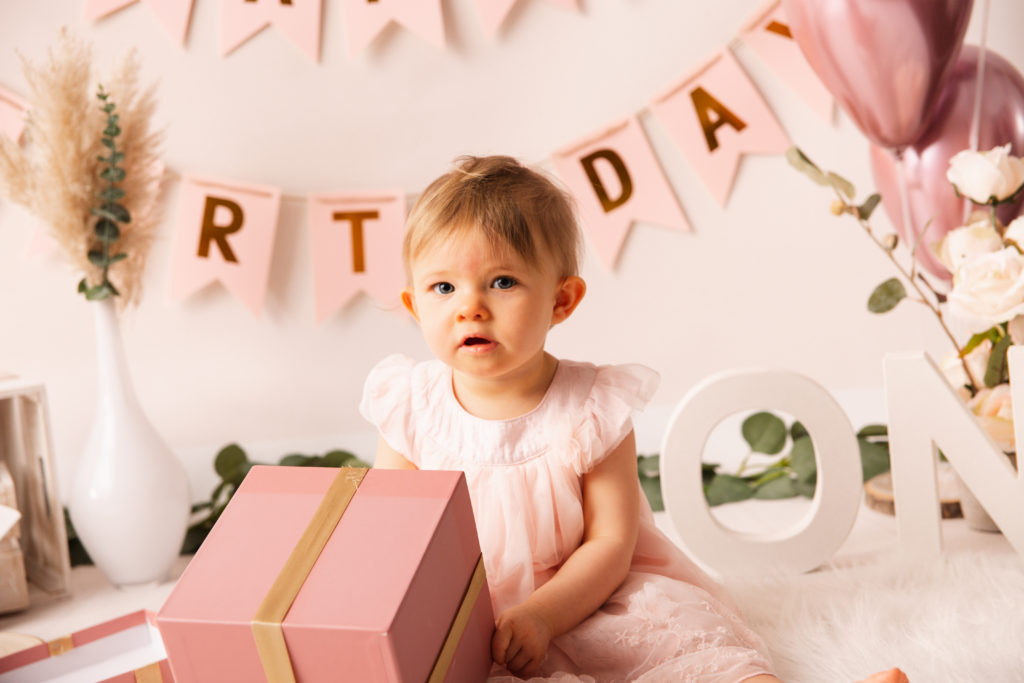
870,46,1024,280
783,0,973,149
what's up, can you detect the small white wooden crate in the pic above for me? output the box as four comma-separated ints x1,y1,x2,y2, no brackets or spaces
0,377,71,599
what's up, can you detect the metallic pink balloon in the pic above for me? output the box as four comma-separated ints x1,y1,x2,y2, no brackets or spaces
783,0,973,149
870,46,1024,280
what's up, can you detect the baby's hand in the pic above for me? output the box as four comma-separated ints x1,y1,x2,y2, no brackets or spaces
491,602,553,677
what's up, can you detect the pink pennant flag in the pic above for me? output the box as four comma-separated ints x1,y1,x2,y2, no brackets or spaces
168,175,281,316
0,85,27,144
551,115,690,270
474,0,579,36
220,0,323,62
84,0,196,45
650,49,790,207
740,0,833,122
340,0,445,59
308,191,406,323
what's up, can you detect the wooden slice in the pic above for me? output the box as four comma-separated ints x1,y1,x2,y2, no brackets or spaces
0,631,43,657
864,471,963,519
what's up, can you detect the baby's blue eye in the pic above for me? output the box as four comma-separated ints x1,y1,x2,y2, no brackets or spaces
492,276,517,290
432,282,455,295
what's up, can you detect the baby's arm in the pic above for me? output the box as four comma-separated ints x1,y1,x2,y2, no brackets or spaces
492,430,640,676
373,435,418,469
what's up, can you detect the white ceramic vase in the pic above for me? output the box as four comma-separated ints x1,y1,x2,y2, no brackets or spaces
68,298,191,586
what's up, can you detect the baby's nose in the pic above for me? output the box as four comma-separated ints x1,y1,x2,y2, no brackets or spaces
456,293,489,320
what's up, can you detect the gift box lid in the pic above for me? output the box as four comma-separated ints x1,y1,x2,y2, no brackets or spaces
0,610,170,682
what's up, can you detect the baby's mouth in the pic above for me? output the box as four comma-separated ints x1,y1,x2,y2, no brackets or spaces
461,335,495,349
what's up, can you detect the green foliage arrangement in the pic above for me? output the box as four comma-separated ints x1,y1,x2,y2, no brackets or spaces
67,443,370,565
636,412,891,512
78,85,130,301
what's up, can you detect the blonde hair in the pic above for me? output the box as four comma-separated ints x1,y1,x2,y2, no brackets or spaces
403,155,582,279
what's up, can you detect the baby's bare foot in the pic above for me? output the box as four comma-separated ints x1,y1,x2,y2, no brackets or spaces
859,668,908,683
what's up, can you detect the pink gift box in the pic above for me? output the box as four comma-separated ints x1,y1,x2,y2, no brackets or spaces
157,467,494,682
0,610,174,682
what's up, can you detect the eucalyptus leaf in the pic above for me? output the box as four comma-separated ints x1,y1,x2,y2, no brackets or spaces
867,278,906,313
103,124,122,137
789,436,817,483
753,475,797,500
793,478,817,498
857,424,888,439
984,334,1012,387
98,186,126,201
87,250,106,266
858,438,891,482
279,454,311,467
705,474,754,506
101,202,131,222
93,218,121,242
77,278,88,293
790,421,808,441
322,450,360,468
827,171,856,199
214,443,248,480
84,282,117,300
640,474,664,512
701,462,719,488
741,412,788,454
100,167,126,183
101,137,115,149
109,252,128,263
962,327,1001,357
858,193,881,220
785,147,829,186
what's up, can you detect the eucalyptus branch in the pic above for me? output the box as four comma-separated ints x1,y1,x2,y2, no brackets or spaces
833,184,981,391
79,85,130,301
786,147,980,392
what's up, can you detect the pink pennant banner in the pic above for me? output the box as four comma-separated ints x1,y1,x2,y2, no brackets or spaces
168,175,281,316
740,0,833,122
340,0,445,59
308,191,406,323
474,0,580,36
551,115,690,270
84,0,196,45
0,85,27,144
651,49,790,207
220,0,323,62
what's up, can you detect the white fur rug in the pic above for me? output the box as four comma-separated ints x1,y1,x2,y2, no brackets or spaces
724,551,1024,683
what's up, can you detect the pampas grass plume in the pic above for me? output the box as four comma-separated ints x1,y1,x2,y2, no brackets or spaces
0,28,164,307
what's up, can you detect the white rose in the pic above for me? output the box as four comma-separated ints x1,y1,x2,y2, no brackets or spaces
948,247,1024,328
968,383,1015,452
934,215,1003,273
1004,216,1024,250
946,144,1024,204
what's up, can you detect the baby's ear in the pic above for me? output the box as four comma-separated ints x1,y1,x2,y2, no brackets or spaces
401,289,419,321
551,276,586,325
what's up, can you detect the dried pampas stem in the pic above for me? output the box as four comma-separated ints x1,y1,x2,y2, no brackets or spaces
0,28,165,307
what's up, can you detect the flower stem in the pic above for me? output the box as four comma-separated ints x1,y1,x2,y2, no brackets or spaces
842,188,981,391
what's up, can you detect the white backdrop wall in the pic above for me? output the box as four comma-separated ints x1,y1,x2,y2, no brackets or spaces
0,0,1019,500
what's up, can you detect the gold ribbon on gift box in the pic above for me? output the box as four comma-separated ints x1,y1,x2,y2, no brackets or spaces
250,467,486,683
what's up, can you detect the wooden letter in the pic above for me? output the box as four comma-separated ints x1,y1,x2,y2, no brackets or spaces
660,368,862,577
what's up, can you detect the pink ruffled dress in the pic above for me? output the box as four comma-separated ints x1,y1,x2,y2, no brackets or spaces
360,355,774,683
